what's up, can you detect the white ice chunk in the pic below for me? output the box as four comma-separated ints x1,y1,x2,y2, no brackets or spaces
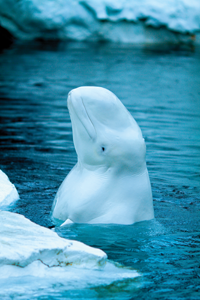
0,211,106,269
0,211,139,295
0,170,19,207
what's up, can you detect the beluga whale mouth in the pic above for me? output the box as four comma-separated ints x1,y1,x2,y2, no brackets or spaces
51,86,154,225
67,89,96,141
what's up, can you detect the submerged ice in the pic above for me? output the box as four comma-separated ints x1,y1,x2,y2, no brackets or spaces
0,0,200,43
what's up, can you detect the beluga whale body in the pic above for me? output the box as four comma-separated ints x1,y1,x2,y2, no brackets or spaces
52,87,154,225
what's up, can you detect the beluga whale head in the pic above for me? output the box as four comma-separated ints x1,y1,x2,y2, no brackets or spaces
52,87,154,225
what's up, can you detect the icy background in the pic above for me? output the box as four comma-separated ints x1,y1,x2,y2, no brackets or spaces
0,0,200,44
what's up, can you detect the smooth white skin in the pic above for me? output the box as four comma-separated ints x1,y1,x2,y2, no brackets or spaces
52,87,154,225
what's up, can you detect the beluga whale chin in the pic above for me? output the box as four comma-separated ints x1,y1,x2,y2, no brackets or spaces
51,86,154,225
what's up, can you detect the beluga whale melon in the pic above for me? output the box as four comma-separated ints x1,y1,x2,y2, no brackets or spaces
51,87,154,225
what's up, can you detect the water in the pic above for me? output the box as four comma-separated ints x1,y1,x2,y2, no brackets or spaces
0,41,200,299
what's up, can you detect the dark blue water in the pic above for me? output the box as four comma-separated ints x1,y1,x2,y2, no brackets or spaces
0,41,200,299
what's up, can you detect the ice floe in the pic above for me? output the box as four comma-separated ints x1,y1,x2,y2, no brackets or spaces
0,211,139,296
0,210,106,269
0,170,19,207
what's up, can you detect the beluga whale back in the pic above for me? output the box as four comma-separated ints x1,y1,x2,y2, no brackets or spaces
52,87,154,225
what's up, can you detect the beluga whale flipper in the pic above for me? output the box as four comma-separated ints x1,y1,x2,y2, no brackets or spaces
51,87,154,225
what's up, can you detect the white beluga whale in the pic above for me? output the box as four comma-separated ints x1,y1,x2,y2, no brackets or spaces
52,87,154,225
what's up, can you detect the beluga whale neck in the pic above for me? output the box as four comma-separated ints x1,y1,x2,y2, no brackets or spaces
51,86,154,225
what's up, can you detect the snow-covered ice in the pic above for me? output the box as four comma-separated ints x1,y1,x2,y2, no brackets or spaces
0,211,139,296
0,210,106,269
0,170,19,207
0,0,200,43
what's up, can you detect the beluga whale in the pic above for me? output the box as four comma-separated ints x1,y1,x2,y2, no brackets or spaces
51,87,154,225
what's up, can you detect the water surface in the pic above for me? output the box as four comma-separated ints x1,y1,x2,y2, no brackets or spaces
0,41,200,299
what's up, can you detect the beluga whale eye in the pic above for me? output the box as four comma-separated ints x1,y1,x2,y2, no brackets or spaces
102,147,105,152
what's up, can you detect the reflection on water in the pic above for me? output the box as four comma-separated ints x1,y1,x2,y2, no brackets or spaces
0,41,200,299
